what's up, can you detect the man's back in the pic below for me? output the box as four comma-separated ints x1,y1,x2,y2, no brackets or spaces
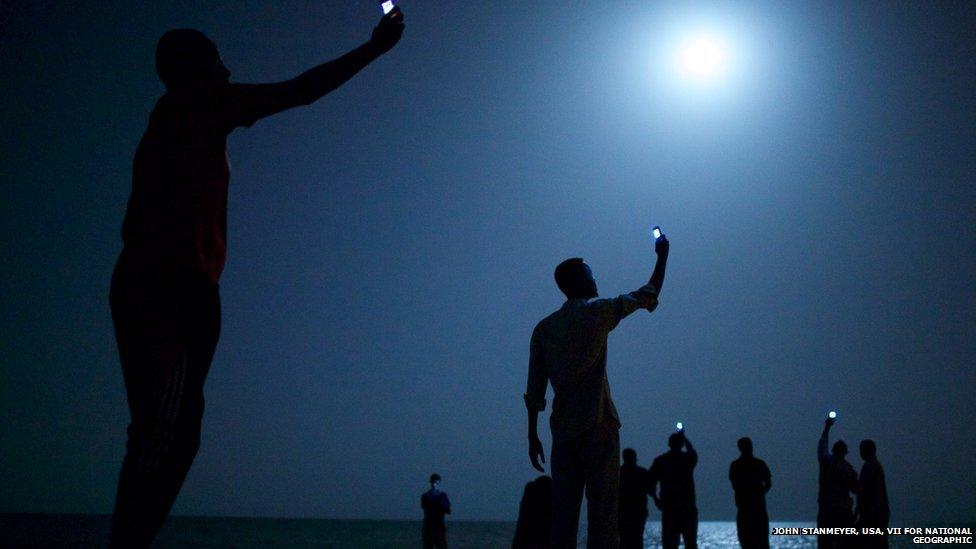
528,286,657,441
620,463,650,514
421,489,451,534
729,456,771,510
858,459,890,521
651,450,698,511
121,85,256,282
818,455,857,512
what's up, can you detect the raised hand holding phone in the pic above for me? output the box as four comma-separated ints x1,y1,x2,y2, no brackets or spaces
371,2,404,53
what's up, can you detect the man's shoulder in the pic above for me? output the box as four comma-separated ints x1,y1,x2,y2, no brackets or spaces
535,308,567,331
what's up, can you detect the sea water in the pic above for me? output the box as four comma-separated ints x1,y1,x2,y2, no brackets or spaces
0,514,921,547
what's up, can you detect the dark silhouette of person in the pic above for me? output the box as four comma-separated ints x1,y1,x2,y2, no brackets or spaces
855,440,890,549
107,10,404,548
729,437,772,549
524,235,669,548
817,417,859,549
422,473,452,549
619,448,651,549
513,475,553,549
648,430,698,549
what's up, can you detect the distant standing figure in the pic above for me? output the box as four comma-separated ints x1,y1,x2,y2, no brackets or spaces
422,473,451,549
524,235,669,548
108,10,403,548
513,475,553,549
729,437,772,549
855,440,889,549
619,448,651,549
817,417,859,549
649,431,699,549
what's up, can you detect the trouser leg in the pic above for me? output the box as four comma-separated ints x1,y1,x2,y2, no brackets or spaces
109,276,220,548
739,509,769,549
619,511,647,549
550,434,586,549
661,511,679,549
584,423,620,549
681,509,698,549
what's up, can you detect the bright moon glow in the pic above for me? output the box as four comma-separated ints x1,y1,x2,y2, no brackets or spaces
678,35,730,81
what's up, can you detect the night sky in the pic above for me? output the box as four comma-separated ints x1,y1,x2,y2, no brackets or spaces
2,1,974,523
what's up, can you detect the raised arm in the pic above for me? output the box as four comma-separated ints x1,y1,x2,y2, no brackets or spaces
818,417,833,464
650,234,669,294
226,9,404,126
683,432,698,466
525,326,548,472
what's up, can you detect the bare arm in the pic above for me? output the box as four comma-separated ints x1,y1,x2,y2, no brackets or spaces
818,418,833,464
525,327,547,472
227,9,404,126
650,234,669,294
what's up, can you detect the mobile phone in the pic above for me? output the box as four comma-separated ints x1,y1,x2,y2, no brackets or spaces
676,421,683,431
380,0,396,15
652,226,663,240
827,411,837,419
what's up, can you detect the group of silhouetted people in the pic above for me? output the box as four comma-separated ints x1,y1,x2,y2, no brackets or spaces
106,4,892,548
512,420,887,549
818,417,890,549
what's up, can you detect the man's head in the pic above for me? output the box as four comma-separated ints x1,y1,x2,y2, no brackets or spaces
832,440,848,457
156,29,230,90
429,473,441,489
859,439,877,460
554,258,597,299
622,448,637,465
737,437,753,457
668,433,684,451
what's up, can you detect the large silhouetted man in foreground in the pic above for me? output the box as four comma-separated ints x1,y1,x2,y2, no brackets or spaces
108,10,403,547
619,448,651,549
729,437,772,549
817,417,859,549
649,430,699,549
524,235,669,548
855,440,889,549
422,473,452,549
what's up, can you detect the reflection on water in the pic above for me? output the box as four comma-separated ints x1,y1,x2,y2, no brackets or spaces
611,521,915,549
641,521,815,548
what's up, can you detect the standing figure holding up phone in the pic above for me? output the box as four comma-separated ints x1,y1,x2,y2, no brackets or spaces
108,9,404,548
523,230,669,548
816,415,859,549
648,429,699,549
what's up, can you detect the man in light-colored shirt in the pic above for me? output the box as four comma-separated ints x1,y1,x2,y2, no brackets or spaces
524,234,669,548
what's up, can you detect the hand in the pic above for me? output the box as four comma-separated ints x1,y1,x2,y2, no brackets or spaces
825,417,835,428
371,6,405,53
529,435,546,472
655,234,669,257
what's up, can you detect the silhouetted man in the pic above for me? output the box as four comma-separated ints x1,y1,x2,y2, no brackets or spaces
817,417,859,549
524,235,669,548
422,473,451,549
108,10,404,548
513,475,553,549
619,448,651,549
729,437,772,549
855,440,889,549
649,431,699,549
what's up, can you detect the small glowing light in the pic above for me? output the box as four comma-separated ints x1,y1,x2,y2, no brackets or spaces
678,35,729,80
828,411,837,419
676,421,683,431
381,0,394,15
